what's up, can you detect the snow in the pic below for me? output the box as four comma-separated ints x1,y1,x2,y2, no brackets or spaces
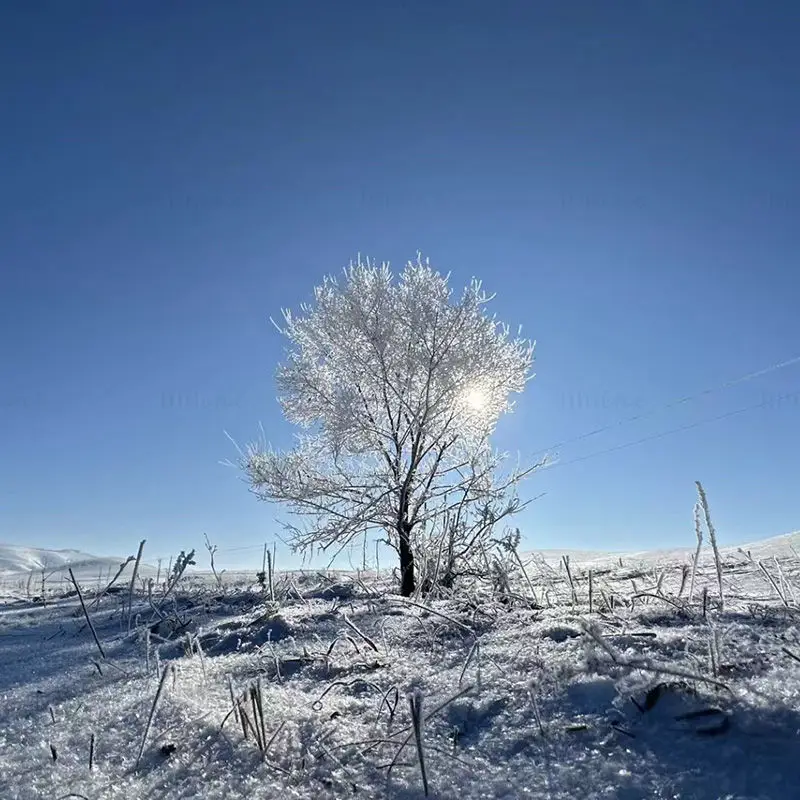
523,530,800,568
0,544,121,576
2,536,800,799
0,543,162,588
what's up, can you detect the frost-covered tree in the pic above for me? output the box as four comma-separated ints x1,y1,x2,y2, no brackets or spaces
241,255,535,596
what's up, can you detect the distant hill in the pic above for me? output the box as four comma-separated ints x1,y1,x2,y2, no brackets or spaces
0,543,157,583
2,531,797,585
522,531,800,566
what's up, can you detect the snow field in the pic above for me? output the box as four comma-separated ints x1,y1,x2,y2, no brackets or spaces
2,538,800,799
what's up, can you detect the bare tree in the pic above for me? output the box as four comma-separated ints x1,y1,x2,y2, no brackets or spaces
239,255,536,596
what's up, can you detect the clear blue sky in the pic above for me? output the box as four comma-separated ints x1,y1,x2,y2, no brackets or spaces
1,1,798,569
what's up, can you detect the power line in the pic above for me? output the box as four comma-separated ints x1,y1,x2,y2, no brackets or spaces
540,390,799,472
215,544,265,553
144,544,266,559
216,389,796,551
149,355,800,557
530,352,800,458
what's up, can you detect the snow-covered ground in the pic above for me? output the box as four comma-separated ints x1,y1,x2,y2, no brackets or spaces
2,535,800,799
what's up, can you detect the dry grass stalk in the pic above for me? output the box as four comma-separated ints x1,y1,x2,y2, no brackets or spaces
677,564,689,598
689,502,704,601
249,685,265,752
343,613,379,652
510,544,538,606
269,545,276,601
387,684,474,777
91,555,134,609
375,685,400,729
757,560,790,607
227,675,240,727
772,556,796,604
235,694,249,740
204,533,225,590
135,663,172,769
562,555,578,605
409,691,429,796
127,540,146,632
459,640,481,687
695,481,724,611
581,622,732,693
782,646,800,665
68,568,105,660
390,598,474,633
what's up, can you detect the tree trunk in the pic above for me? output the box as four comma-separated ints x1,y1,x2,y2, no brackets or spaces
398,520,415,596
395,482,417,596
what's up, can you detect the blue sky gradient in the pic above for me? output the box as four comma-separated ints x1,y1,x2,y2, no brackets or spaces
1,2,798,568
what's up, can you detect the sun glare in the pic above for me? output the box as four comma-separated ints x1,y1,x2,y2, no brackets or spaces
464,386,488,412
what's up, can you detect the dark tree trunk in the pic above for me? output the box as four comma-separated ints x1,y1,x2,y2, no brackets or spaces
395,479,418,596
398,520,415,596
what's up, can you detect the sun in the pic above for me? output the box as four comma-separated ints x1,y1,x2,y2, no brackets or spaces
464,386,488,412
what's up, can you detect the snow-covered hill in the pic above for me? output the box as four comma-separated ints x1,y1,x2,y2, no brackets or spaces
0,543,153,583
0,544,112,574
3,531,798,581
520,530,800,568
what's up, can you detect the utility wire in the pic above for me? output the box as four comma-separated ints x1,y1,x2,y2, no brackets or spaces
541,389,799,472
153,355,800,556
530,352,800,458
